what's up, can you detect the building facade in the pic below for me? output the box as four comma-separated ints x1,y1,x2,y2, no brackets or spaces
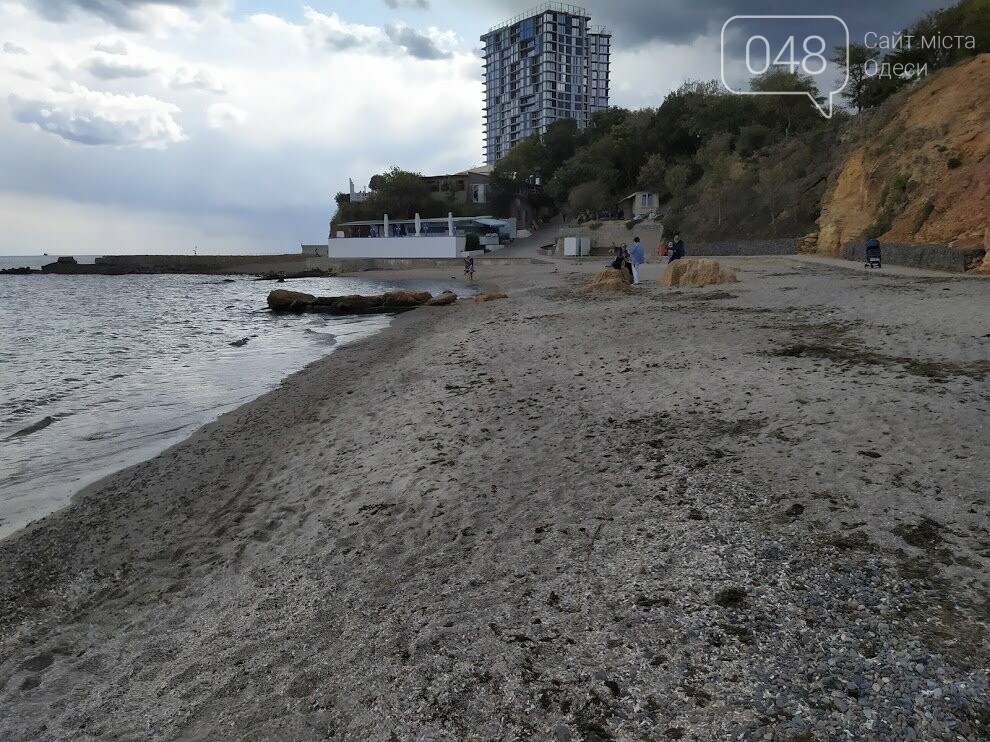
618,191,661,219
421,165,493,205
481,3,610,164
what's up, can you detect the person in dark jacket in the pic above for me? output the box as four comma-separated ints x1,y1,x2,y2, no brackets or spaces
669,234,686,262
610,243,624,270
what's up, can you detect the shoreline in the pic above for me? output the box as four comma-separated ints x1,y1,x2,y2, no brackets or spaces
1,256,987,740
0,272,476,542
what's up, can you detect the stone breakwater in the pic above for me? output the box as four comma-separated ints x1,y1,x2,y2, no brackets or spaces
0,254,330,276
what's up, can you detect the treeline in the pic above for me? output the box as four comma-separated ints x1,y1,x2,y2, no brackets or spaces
491,72,833,224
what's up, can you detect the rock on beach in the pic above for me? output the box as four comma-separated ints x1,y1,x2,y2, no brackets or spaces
268,289,459,315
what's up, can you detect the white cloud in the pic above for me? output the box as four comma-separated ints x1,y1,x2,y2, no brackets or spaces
299,8,386,52
610,37,723,108
30,0,221,32
93,38,129,55
0,4,484,254
384,23,453,60
207,101,245,129
171,65,226,93
2,41,29,55
384,0,430,9
86,54,157,79
8,83,186,149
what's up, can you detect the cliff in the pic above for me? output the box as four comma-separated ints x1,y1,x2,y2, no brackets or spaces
816,54,990,270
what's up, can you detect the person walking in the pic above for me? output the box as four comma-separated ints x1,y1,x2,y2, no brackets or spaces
464,256,475,281
629,236,645,285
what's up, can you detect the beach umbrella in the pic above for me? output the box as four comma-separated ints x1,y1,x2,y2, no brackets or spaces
383,214,390,238
415,213,422,236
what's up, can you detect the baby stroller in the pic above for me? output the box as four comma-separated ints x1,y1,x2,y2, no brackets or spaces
865,239,881,269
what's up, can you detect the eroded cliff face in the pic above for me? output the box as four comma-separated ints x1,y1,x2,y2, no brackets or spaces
817,54,989,269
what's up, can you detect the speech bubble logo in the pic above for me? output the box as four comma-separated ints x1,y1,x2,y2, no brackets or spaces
721,15,850,119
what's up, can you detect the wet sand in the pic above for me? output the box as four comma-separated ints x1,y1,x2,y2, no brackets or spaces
0,256,987,740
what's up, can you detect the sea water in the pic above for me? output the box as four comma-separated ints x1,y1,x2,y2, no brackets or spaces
0,258,469,540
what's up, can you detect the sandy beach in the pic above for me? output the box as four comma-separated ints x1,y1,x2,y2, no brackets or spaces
1,255,987,740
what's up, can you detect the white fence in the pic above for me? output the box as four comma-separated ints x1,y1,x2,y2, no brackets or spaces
327,236,466,259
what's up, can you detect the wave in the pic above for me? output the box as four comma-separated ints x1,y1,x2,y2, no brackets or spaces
302,329,338,347
6,415,57,440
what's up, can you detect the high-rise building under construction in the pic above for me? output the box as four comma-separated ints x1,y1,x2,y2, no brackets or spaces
481,3,610,164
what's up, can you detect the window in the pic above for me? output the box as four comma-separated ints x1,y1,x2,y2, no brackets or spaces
641,194,648,207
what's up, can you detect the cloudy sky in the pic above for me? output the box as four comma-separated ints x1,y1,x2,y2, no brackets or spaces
0,0,946,255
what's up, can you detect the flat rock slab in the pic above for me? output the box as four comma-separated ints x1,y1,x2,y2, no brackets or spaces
268,289,440,314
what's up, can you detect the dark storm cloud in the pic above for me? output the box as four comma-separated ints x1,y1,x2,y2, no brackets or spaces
31,0,213,30
476,0,949,47
384,24,452,60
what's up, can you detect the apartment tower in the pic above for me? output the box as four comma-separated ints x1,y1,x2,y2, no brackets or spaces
481,3,610,164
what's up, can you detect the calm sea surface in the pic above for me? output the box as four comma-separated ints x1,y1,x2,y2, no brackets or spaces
0,256,469,539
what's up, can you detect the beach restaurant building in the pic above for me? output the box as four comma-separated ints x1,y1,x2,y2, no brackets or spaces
328,215,515,259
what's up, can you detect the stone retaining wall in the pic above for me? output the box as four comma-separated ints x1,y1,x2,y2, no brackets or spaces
555,227,799,263
841,243,985,273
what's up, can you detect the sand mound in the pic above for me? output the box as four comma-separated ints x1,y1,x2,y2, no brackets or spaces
582,268,634,294
474,293,508,303
662,259,738,288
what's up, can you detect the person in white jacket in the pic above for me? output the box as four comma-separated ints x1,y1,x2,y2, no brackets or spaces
629,236,645,285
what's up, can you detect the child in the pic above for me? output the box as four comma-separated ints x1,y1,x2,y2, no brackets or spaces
463,256,475,281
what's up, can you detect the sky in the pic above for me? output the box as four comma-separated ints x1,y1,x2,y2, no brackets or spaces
0,0,948,255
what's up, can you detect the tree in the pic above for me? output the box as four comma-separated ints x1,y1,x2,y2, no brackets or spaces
580,106,630,147
736,124,773,157
755,162,788,233
637,153,668,193
490,137,546,211
567,181,611,215
365,166,433,219
547,159,596,203
541,118,579,180
750,70,824,136
664,163,693,205
832,42,880,113
696,133,734,225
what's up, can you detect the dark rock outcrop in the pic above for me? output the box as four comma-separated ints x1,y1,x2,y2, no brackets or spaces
426,291,458,306
267,290,316,313
270,289,460,315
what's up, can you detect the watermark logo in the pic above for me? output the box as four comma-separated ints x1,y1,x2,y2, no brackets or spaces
721,15,850,119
